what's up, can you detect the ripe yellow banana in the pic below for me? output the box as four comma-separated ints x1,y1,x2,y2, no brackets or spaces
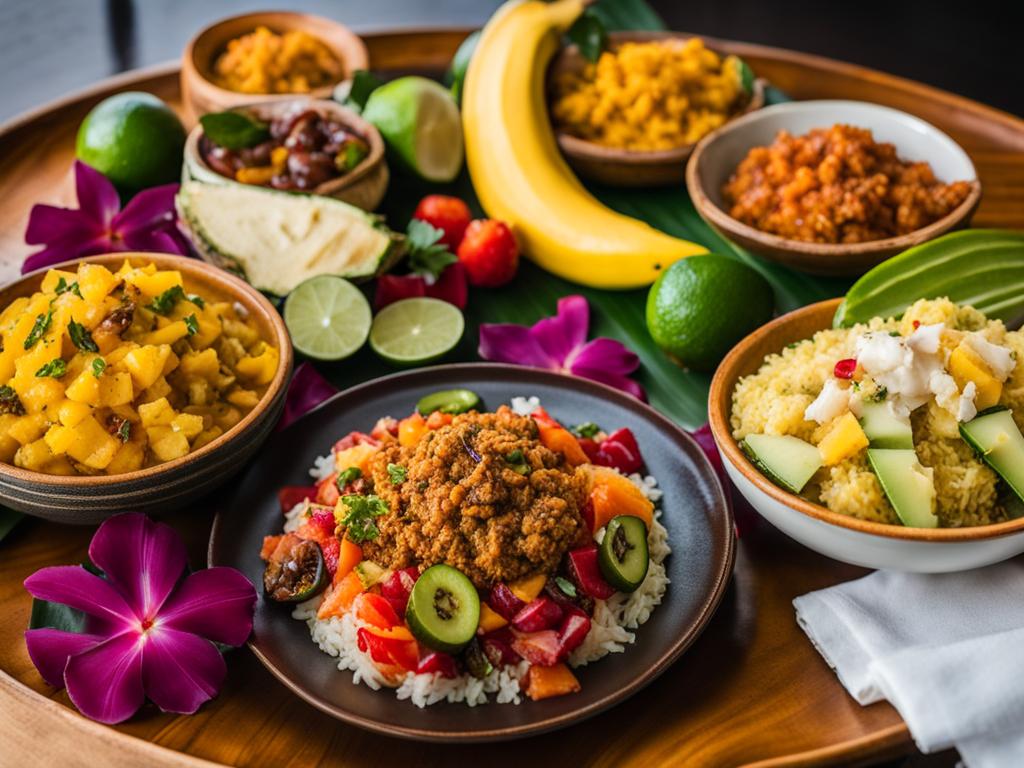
462,0,707,289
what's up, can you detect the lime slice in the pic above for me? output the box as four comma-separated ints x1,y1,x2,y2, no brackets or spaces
283,275,371,361
369,298,464,365
362,76,464,182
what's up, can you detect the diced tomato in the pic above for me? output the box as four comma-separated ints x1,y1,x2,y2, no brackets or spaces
577,437,602,464
425,410,454,430
531,407,589,466
567,546,616,600
371,416,400,442
333,431,380,452
317,571,364,619
357,627,419,671
380,567,419,616
593,428,644,474
320,538,340,578
315,473,340,506
353,592,402,629
417,651,459,678
833,358,857,379
510,629,561,666
278,485,317,513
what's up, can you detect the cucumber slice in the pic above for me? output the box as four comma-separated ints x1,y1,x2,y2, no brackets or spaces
416,388,482,416
405,564,480,653
598,515,649,592
960,407,1024,503
859,401,913,450
867,449,938,528
741,433,822,494
354,560,389,589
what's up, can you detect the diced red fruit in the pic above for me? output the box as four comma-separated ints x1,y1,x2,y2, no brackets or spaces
511,596,564,632
581,499,595,533
371,416,400,441
593,428,644,474
557,611,591,657
320,537,340,578
510,629,561,667
488,582,527,621
356,627,418,671
567,546,617,600
578,437,602,463
481,628,521,667
834,358,857,380
457,219,519,288
413,194,472,249
315,473,340,506
416,651,459,679
307,507,336,538
333,431,379,452
380,566,419,616
278,485,317,513
374,262,468,311
913,320,921,329
353,592,401,629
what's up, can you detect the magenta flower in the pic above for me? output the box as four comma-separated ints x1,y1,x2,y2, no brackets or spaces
278,361,340,431
479,295,646,400
23,513,256,724
22,160,190,274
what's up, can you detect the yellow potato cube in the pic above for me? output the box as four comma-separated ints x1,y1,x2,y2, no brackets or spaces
222,318,260,347
146,426,190,462
122,345,171,391
58,399,93,427
104,343,138,366
226,388,260,409
106,441,145,474
192,426,223,451
64,415,120,470
7,414,48,445
140,321,189,347
211,403,242,431
77,264,120,304
16,378,65,414
0,414,19,461
178,349,220,381
100,371,135,407
139,397,175,428
949,342,1002,411
235,345,279,386
40,269,78,294
15,438,58,472
171,412,205,440
44,425,77,455
817,412,870,466
126,270,182,298
65,370,101,405
189,315,221,349
139,376,173,404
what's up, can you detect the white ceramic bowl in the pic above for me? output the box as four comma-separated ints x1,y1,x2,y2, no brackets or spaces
708,299,1024,573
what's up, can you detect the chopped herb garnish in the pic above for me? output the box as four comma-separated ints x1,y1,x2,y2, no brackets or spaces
183,314,199,336
574,422,600,438
555,576,577,597
889,331,902,337
387,463,408,485
336,466,362,488
786,342,800,349
870,386,889,402
199,110,271,150
337,494,388,543
504,448,530,475
35,358,67,378
0,385,25,415
91,358,106,378
117,420,131,443
23,310,52,349
146,285,186,316
67,319,98,352
54,277,82,298
188,294,205,309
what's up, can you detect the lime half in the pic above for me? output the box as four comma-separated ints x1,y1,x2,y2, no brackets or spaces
369,298,464,365
362,76,464,182
283,275,372,361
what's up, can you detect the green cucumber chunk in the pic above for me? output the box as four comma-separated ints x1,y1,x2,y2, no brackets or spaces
416,388,482,416
598,515,649,592
405,564,480,653
867,449,938,528
960,407,1024,503
859,401,914,450
741,433,822,494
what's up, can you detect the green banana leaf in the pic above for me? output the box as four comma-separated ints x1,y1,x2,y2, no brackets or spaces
320,0,851,431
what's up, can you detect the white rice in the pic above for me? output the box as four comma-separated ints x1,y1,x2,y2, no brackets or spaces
289,397,671,706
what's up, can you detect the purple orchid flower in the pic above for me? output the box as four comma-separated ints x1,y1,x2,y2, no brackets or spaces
22,161,190,274
23,513,256,724
277,362,340,431
478,295,646,400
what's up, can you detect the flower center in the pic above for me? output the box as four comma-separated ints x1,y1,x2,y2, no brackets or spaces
140,617,154,632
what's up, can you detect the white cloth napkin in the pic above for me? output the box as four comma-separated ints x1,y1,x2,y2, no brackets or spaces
793,561,1024,767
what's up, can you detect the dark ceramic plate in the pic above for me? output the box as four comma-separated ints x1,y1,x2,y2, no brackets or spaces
209,363,734,742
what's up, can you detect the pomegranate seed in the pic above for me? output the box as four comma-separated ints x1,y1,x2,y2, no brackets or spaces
834,358,857,379
913,320,921,329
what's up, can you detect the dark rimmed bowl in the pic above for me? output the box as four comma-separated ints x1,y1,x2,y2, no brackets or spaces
209,363,734,742
0,253,293,524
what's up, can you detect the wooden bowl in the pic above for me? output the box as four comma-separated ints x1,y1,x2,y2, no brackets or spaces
183,98,389,211
0,253,293,525
708,299,1024,572
549,31,767,188
181,11,369,121
687,100,982,276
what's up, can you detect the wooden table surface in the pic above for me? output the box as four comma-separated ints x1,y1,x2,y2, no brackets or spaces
3,26,1023,768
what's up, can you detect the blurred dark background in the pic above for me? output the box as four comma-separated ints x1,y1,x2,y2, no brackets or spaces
0,0,1018,123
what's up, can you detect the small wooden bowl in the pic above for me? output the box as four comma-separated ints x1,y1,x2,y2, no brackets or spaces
183,98,389,211
687,100,982,276
708,299,1024,572
549,31,767,187
0,253,293,525
181,11,369,121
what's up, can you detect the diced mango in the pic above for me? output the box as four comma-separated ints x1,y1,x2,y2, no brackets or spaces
99,371,134,407
177,348,220,381
7,414,48,445
191,426,223,451
16,378,65,414
949,342,1002,410
235,345,279,386
77,264,120,304
140,321,189,347
139,397,175,428
335,443,378,476
106,441,145,474
58,399,93,427
44,424,77,455
40,269,78,294
126,269,182,298
171,412,205,440
817,412,870,466
65,370,101,405
146,425,190,461
510,573,548,603
122,345,171,391
63,415,120,470
139,376,173,404
226,388,260,409
477,603,508,634
14,438,59,472
0,414,19,461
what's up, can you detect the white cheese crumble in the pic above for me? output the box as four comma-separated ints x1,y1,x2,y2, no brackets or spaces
957,381,978,423
804,378,850,424
965,334,1016,381
855,330,946,415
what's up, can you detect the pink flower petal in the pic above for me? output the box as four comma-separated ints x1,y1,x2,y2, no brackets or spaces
530,295,589,366
24,628,106,689
24,204,103,246
24,566,135,627
88,514,188,620
64,630,145,724
278,362,339,431
141,626,225,715
21,235,116,274
158,568,256,646
120,228,186,255
568,337,640,376
111,183,178,234
570,366,648,401
478,323,556,369
74,161,121,226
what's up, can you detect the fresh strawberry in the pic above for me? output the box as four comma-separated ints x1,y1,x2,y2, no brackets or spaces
413,195,472,249
374,262,468,310
457,219,519,287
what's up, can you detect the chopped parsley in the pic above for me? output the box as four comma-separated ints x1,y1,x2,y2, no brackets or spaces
146,285,186,316
54,277,82,298
555,576,577,598
387,463,408,484
91,358,107,378
504,449,530,475
67,319,98,352
870,386,889,402
188,294,205,309
0,385,24,415
889,331,902,337
35,358,67,378
117,420,131,443
574,422,600,438
23,311,52,349
183,314,199,336
336,466,362,488
337,494,388,543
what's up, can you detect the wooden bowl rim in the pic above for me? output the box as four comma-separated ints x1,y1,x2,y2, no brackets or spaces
183,97,386,196
708,298,1024,542
686,100,983,259
182,10,369,103
551,31,768,164
0,252,293,489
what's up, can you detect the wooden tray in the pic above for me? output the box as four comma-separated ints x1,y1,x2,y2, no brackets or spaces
2,28,1023,768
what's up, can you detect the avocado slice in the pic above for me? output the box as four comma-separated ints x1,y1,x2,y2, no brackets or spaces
867,449,939,528
859,401,913,450
741,434,822,494
176,181,404,296
960,407,1024,504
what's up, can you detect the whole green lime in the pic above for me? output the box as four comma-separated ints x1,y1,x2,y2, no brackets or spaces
646,255,774,371
75,92,186,191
